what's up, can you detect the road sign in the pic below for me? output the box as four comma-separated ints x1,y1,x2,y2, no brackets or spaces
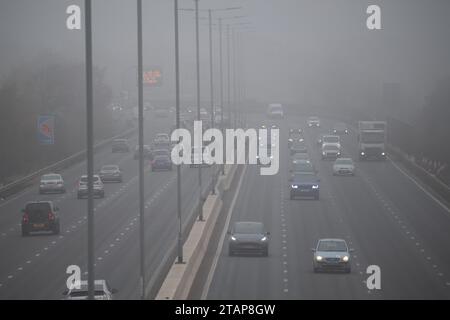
143,67,163,87
37,115,55,145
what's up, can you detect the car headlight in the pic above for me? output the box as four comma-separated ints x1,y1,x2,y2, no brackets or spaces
381,152,386,156
322,152,326,155
261,236,267,242
231,236,237,241
312,185,319,189
316,255,322,261
342,256,349,262
291,185,298,189
360,152,365,156
337,152,341,156
288,138,293,142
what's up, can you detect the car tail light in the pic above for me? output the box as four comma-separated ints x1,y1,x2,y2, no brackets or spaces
48,212,55,221
22,213,29,223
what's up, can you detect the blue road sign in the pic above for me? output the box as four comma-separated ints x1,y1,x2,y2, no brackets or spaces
37,115,55,145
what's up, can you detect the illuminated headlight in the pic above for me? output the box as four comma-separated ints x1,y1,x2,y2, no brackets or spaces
231,236,237,241
360,152,365,156
288,138,293,142
381,152,386,156
261,236,267,242
316,255,323,261
322,152,326,156
345,130,348,133
291,185,298,189
308,124,312,127
333,130,337,133
312,185,319,189
337,152,341,156
299,138,304,142
342,256,349,262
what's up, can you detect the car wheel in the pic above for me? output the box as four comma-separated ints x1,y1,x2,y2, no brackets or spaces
313,266,319,273
263,248,269,257
77,194,81,199
345,267,351,274
39,190,43,195
54,224,60,235
21,228,29,237
315,194,319,200
228,248,234,256
290,194,294,200
101,192,105,198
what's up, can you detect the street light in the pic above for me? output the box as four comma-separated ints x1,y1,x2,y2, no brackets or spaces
174,0,183,264
83,0,95,301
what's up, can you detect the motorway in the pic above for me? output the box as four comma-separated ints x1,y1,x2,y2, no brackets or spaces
0,112,215,299
201,114,450,299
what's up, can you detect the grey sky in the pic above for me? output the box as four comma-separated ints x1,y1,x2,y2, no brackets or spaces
1,0,449,110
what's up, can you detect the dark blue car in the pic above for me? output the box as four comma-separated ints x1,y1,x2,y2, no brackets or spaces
289,172,320,200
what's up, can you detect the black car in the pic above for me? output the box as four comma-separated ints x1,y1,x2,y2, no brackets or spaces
112,139,130,153
151,155,173,171
228,222,270,256
289,172,320,200
21,201,60,236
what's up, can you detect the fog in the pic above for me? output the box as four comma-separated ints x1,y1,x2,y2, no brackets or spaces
1,0,450,117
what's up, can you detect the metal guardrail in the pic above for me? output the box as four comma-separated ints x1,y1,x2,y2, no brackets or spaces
0,127,137,199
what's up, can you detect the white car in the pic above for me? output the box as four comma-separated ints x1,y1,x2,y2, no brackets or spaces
267,103,283,119
333,158,355,176
77,175,104,199
39,173,66,194
63,280,117,300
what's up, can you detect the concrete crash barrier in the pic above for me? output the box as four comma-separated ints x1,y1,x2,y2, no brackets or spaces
156,194,222,300
387,144,450,202
216,164,237,194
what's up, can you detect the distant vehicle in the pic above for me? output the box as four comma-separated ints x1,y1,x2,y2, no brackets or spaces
290,161,316,175
333,158,355,176
228,221,270,256
333,123,349,135
151,154,173,171
112,139,130,153
256,146,273,165
155,133,170,143
77,175,104,199
39,173,66,194
99,165,122,183
21,201,60,236
322,135,340,148
150,149,170,163
289,172,320,200
155,108,169,118
267,103,284,119
358,121,387,160
63,280,117,300
133,145,152,160
289,128,303,135
312,239,352,273
307,116,320,127
321,144,341,160
290,140,307,155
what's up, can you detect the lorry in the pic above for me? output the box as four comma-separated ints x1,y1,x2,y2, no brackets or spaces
357,121,387,160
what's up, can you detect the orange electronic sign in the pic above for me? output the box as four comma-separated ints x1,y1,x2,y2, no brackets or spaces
143,68,162,87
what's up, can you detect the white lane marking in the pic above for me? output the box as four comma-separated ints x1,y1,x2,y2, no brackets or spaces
388,157,450,214
201,165,247,300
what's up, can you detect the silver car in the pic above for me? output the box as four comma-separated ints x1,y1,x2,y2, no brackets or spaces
39,173,66,194
312,239,353,273
99,165,122,183
333,158,355,176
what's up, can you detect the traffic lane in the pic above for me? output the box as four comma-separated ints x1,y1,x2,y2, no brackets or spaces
334,118,450,291
0,139,151,277
0,164,213,299
280,122,373,299
300,116,450,298
102,165,215,299
0,116,172,270
0,115,170,237
0,162,170,299
207,164,284,299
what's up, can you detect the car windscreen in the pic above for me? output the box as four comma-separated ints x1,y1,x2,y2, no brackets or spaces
234,223,263,234
323,145,339,151
335,159,353,165
80,176,100,183
69,290,106,297
292,163,314,172
318,241,347,252
26,203,51,213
